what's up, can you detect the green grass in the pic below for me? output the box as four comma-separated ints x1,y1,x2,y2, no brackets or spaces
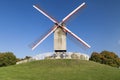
0,59,120,80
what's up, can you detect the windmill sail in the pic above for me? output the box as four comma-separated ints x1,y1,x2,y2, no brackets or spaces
62,27,91,48
33,5,58,24
62,2,85,23
31,25,58,50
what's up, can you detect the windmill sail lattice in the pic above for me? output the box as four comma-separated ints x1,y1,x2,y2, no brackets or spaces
31,2,91,53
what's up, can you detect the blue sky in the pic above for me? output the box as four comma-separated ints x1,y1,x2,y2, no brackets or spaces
0,0,120,58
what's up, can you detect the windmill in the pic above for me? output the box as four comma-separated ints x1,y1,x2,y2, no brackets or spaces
31,2,91,58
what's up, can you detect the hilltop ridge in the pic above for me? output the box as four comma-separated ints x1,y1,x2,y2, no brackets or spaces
0,59,120,80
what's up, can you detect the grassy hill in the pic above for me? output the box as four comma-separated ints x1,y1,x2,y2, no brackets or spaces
0,59,120,80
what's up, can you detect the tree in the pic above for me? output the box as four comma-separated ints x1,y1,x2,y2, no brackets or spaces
89,50,120,68
89,52,102,63
0,52,16,67
100,51,120,67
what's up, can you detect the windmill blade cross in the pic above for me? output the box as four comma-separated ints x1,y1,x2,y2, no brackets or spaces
62,2,85,23
33,5,58,24
31,2,91,51
62,27,91,48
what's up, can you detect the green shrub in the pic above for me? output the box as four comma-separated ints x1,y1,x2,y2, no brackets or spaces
0,52,16,67
89,50,120,68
